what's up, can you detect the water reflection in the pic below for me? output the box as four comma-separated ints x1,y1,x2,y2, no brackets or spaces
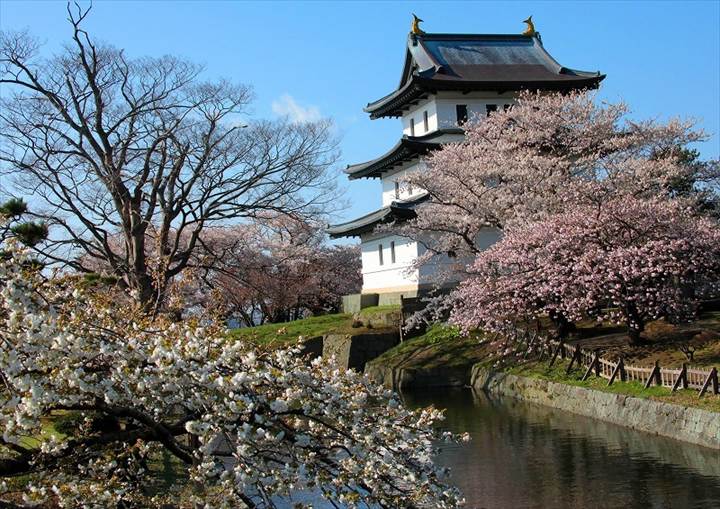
403,388,720,509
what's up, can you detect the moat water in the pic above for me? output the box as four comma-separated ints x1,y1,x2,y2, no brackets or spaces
404,388,720,509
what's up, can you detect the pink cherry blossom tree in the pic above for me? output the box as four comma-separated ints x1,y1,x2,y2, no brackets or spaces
398,90,718,268
189,216,362,326
77,214,361,324
450,196,720,344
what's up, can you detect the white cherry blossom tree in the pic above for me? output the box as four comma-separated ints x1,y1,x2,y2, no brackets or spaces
0,242,463,508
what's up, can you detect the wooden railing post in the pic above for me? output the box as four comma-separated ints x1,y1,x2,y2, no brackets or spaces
699,367,719,398
644,361,661,389
582,351,600,381
608,358,624,386
566,348,582,375
672,363,688,392
523,332,537,359
549,340,564,368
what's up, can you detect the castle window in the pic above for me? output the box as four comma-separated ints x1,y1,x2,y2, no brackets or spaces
410,118,415,136
456,104,468,124
394,181,400,199
486,104,498,116
423,110,429,132
378,244,384,265
390,241,396,264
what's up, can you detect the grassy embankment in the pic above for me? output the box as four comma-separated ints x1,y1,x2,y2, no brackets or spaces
367,324,491,371
504,359,720,413
368,311,720,412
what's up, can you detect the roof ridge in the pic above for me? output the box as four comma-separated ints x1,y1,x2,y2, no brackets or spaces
412,33,539,39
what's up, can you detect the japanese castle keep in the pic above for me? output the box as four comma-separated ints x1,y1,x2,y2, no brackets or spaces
328,16,604,306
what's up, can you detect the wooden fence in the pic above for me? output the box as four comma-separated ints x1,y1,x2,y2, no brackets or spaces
515,330,719,398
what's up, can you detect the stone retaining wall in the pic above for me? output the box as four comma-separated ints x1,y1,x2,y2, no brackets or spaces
471,365,720,450
364,363,470,390
323,331,399,372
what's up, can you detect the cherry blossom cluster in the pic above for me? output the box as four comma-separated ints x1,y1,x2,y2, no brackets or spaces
449,197,720,343
397,90,715,265
0,243,463,508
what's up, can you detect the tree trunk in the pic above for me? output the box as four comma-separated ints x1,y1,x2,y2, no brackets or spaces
548,309,575,340
130,273,159,313
625,303,645,345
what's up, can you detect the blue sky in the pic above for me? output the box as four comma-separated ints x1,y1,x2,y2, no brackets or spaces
2,0,719,226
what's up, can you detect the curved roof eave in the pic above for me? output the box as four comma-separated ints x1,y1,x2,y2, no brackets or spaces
327,194,430,239
345,129,463,180
365,73,604,119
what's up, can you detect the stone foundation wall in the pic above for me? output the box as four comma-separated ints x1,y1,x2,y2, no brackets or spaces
471,366,720,450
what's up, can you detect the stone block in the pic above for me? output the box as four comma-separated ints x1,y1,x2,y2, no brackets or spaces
323,331,399,372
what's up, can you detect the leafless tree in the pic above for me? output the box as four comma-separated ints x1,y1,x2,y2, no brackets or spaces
0,3,339,311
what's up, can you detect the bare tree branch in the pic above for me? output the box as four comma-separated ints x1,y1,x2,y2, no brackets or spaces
0,9,340,311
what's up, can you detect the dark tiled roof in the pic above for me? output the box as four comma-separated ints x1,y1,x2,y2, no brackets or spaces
345,128,463,180
327,194,429,238
366,33,605,119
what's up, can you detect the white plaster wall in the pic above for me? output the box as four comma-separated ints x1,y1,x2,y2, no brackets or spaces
401,98,438,136
417,227,503,285
359,228,502,294
380,161,426,205
400,92,516,134
435,94,515,129
360,233,420,293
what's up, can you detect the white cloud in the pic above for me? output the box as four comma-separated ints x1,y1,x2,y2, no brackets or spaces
271,93,321,123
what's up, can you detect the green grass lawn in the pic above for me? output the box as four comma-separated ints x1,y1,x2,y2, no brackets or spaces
226,305,403,346
227,313,353,344
229,310,720,413
357,304,400,316
15,416,66,449
368,319,720,413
